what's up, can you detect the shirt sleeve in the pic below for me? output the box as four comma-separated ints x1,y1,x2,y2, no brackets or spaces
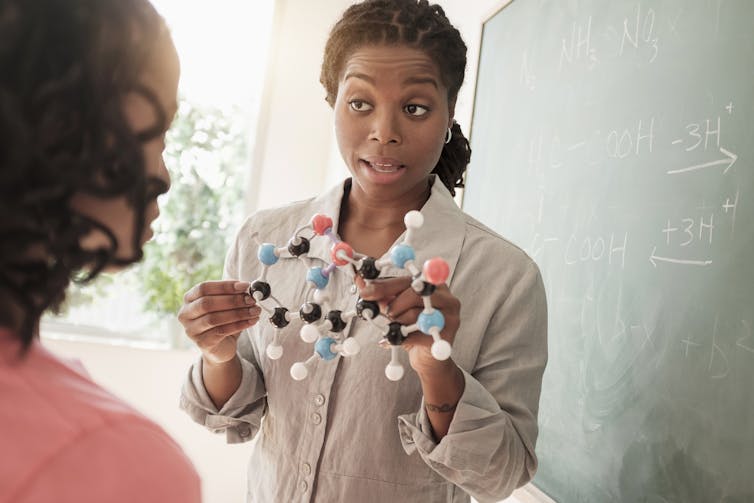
397,259,548,503
179,216,269,444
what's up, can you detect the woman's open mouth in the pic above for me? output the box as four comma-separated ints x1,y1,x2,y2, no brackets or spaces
368,160,403,173
359,157,406,181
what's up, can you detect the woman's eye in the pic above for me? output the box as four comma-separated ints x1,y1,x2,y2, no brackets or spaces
404,104,429,117
349,100,373,112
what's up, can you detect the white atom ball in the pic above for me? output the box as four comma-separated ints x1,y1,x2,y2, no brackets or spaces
431,340,452,361
385,363,405,381
300,324,320,343
404,210,424,229
342,338,360,356
266,344,283,360
290,362,308,381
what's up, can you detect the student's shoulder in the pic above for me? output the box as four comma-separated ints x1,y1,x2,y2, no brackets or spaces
19,416,200,503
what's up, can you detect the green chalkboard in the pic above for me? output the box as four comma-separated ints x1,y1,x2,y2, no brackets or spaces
462,1,754,501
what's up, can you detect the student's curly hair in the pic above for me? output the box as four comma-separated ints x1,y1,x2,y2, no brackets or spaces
0,0,168,350
320,0,471,196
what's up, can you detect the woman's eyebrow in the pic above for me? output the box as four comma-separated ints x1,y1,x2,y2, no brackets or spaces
343,71,375,84
402,76,438,89
343,72,438,90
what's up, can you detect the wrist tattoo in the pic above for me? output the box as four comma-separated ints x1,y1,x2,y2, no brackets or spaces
425,402,457,413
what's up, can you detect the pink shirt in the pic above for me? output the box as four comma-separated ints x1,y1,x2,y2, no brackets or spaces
0,329,201,503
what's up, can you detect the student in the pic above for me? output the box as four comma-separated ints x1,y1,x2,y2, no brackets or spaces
0,0,200,501
179,1,547,501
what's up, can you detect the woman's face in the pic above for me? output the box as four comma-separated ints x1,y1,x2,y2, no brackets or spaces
71,32,180,264
333,44,454,201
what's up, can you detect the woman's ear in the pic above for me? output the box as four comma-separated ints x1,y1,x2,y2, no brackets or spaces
447,98,456,128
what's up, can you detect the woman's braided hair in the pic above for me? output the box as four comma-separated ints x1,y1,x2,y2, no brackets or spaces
320,0,471,196
0,0,168,350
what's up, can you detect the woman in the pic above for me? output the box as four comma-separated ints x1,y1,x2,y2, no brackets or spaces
179,1,547,502
0,0,200,501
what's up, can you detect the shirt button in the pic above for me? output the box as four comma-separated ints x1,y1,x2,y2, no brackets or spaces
300,480,308,492
238,425,251,438
301,462,312,475
313,394,325,406
349,284,358,294
311,412,322,425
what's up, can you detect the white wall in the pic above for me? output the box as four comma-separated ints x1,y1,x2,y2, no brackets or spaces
245,0,355,213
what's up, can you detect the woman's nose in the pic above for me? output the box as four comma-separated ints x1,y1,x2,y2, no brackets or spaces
369,110,401,145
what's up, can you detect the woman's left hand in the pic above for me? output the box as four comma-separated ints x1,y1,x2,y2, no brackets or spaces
356,275,461,377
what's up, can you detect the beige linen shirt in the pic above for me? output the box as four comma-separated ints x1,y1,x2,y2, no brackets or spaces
180,176,547,503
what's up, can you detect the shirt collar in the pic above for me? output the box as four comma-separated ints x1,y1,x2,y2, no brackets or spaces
303,175,466,284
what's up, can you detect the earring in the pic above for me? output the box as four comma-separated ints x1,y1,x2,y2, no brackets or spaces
444,127,452,144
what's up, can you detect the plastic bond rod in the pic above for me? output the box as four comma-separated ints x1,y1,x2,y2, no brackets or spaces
402,323,419,335
405,262,420,277
429,326,444,345
375,257,393,270
256,302,273,314
422,297,434,312
324,228,339,245
292,223,310,237
341,310,358,323
333,338,360,357
266,329,284,356
403,211,424,247
411,278,424,292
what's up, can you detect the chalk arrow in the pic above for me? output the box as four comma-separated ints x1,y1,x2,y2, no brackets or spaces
667,147,738,175
649,246,713,267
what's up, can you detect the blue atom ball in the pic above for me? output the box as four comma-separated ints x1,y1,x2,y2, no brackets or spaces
418,310,445,334
315,337,338,361
306,267,329,289
390,244,415,268
258,243,279,265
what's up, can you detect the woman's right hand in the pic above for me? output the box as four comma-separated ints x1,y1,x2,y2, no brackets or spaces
178,280,262,365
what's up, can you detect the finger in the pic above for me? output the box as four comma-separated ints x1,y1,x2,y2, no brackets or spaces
354,275,367,290
358,276,412,301
427,285,461,314
385,287,422,318
184,280,250,303
195,318,260,349
180,293,255,322
390,307,423,327
402,331,432,349
194,306,262,333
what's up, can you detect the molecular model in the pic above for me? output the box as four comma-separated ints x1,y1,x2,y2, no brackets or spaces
248,210,451,381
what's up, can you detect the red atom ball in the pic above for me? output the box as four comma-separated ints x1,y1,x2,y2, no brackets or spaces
423,257,449,285
331,242,354,266
311,214,333,235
